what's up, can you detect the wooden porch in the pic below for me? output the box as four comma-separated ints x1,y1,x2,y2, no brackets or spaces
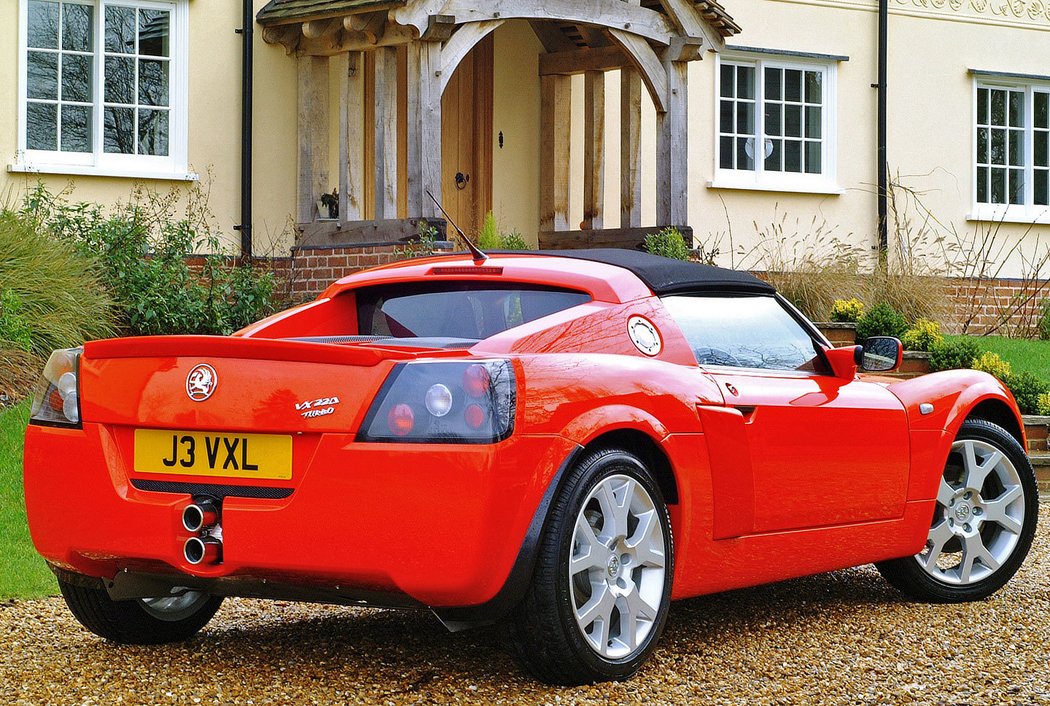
257,0,739,249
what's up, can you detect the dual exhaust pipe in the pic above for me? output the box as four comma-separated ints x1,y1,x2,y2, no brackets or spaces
182,498,222,565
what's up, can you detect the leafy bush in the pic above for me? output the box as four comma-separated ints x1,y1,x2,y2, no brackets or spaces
644,227,691,261
830,298,865,323
19,183,277,337
971,351,1012,381
855,302,908,341
477,211,530,251
1038,392,1050,416
1005,372,1050,416
928,338,982,372
900,318,944,352
1039,299,1050,341
0,289,33,352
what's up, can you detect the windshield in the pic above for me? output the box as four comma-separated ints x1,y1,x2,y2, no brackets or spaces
356,282,591,340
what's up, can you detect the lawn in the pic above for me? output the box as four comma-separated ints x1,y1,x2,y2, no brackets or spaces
0,401,56,599
946,336,1050,378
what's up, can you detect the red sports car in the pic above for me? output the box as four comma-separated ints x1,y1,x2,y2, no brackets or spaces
24,249,1038,684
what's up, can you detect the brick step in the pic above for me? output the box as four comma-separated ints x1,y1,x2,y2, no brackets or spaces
1024,415,1049,453
1031,453,1050,498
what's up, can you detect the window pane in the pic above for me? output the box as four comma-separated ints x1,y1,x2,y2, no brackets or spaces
60,104,91,152
977,127,989,164
105,5,136,54
739,137,756,170
719,136,733,169
785,69,802,102
1036,131,1048,168
62,3,93,52
805,141,821,174
138,109,169,155
785,140,802,172
104,106,135,153
765,68,781,100
736,65,754,100
766,139,782,171
1009,169,1023,205
991,90,1006,125
720,64,734,98
977,167,988,203
138,10,170,58
991,129,1005,165
27,51,58,100
139,60,169,106
765,103,781,136
1037,93,1049,129
719,100,733,132
784,105,802,137
1009,91,1024,127
28,1,60,50
104,56,135,104
977,88,989,124
26,102,58,150
736,102,754,134
805,106,821,139
804,71,822,104
1035,170,1048,206
61,53,92,103
1009,130,1023,167
662,295,827,373
991,167,1006,203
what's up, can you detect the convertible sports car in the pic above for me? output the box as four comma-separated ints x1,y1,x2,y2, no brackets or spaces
24,249,1038,684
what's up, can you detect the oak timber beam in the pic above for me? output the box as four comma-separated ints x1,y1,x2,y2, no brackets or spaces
406,41,443,217
339,52,365,223
608,28,668,112
621,68,643,229
373,46,399,219
439,20,504,94
583,71,605,231
539,74,571,233
296,23,417,56
656,58,688,228
297,55,330,224
658,0,725,52
539,46,630,77
528,21,578,53
346,10,387,43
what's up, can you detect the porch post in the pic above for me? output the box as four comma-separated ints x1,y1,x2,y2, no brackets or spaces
374,46,399,219
583,70,606,231
621,68,643,229
297,54,330,223
339,51,365,223
406,40,444,219
540,74,571,233
657,40,697,228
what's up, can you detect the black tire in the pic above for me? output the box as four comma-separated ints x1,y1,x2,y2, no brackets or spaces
876,418,1038,602
59,578,223,644
503,448,674,685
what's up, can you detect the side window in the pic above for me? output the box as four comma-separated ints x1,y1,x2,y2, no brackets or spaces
662,295,829,373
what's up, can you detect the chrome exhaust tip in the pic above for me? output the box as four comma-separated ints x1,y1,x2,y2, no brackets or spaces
184,536,222,565
182,499,219,533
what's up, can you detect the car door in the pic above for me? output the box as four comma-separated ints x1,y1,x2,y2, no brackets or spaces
663,293,910,534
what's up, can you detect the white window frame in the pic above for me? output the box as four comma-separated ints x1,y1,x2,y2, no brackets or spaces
11,0,194,181
711,52,840,195
971,75,1050,225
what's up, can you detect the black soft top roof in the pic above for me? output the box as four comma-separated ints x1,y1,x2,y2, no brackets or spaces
528,248,775,296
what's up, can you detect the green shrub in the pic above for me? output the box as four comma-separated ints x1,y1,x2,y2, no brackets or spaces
855,302,908,341
19,183,277,337
830,298,865,323
900,318,944,352
1005,372,1050,416
928,338,983,372
477,211,530,251
1038,392,1050,416
1039,299,1050,341
0,211,115,358
971,351,1012,381
644,227,691,261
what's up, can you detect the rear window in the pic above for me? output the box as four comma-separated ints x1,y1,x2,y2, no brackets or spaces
356,282,591,339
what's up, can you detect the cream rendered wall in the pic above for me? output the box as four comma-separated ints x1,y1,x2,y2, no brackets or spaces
1,0,298,255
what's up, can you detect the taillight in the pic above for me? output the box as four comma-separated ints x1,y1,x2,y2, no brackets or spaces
358,361,516,443
30,348,82,427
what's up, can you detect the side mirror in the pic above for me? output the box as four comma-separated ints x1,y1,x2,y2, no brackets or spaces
859,336,903,372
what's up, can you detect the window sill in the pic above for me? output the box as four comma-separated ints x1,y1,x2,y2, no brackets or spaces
7,162,199,182
707,177,844,196
967,205,1050,226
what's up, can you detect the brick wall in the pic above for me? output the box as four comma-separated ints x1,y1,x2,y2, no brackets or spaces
281,245,406,301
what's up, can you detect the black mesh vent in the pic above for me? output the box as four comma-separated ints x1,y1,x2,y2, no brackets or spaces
131,479,294,500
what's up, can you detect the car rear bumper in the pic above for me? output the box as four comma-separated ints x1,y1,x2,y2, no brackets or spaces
24,423,577,608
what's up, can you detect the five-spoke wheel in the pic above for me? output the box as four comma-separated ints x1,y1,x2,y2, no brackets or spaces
877,418,1038,602
504,448,674,685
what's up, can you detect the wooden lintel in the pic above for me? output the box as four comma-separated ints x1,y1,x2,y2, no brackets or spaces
423,14,456,41
296,24,416,56
538,226,693,251
539,46,629,77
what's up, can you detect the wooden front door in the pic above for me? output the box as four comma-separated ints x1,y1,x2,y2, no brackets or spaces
441,35,494,236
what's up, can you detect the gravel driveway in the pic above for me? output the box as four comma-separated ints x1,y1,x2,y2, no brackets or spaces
4,507,1049,706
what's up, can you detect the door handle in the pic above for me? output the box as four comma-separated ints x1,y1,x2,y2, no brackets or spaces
455,172,470,190
732,405,757,423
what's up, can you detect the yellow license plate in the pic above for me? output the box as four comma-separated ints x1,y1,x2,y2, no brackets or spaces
134,430,292,480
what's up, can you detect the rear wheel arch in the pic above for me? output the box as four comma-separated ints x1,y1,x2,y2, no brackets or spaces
581,428,679,505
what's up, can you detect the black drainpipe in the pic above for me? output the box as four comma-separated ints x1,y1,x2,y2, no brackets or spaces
876,0,889,261
235,0,254,261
